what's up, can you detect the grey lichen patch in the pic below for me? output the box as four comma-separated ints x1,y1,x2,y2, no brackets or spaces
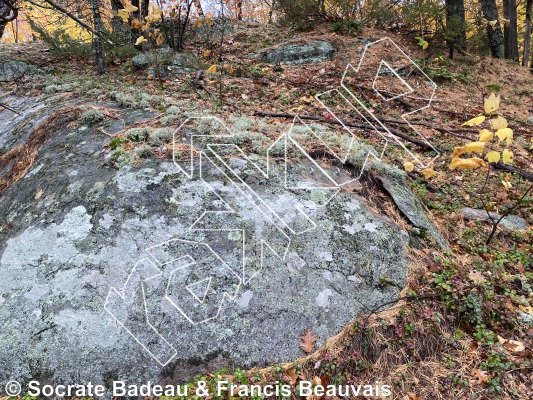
79,109,105,126
148,128,173,146
126,127,150,142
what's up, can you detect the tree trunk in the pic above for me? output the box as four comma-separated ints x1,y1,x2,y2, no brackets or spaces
90,0,105,75
503,0,519,61
480,0,505,58
193,0,204,16
236,0,243,20
523,0,532,66
445,0,466,59
141,0,149,18
0,0,18,40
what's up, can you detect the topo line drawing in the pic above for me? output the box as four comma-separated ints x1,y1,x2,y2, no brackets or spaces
105,37,439,366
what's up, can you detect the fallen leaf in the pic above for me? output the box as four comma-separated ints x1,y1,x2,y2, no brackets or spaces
205,64,217,74
284,368,298,385
468,340,479,354
407,392,425,400
497,335,525,353
35,189,44,200
299,328,318,353
468,270,486,284
472,369,492,385
519,304,533,314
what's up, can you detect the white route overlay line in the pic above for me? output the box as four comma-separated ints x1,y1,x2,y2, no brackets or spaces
105,37,440,366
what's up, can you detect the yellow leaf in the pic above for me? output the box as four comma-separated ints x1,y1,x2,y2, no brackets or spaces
155,33,164,46
193,19,202,27
486,151,500,163
205,65,218,74
403,162,415,172
502,180,512,191
489,116,507,130
502,149,513,164
135,36,147,46
203,49,211,57
117,9,130,23
452,141,486,158
484,93,500,114
152,5,162,17
478,129,493,142
142,21,151,31
449,157,486,170
496,128,513,144
422,41,429,50
123,1,139,13
205,15,212,25
488,20,498,28
147,74,153,80
421,168,437,179
224,64,234,74
300,96,313,104
462,115,486,126
130,18,145,29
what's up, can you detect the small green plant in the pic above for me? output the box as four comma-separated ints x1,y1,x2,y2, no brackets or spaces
331,20,363,36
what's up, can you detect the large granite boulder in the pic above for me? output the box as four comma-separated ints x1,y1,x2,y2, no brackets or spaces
0,95,435,393
260,40,337,65
0,60,29,81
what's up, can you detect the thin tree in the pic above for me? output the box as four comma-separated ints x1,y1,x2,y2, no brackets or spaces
193,0,204,16
90,0,105,74
445,0,467,59
523,0,532,67
503,0,519,61
479,0,505,58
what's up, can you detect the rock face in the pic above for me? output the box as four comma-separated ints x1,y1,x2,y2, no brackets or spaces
461,207,528,231
0,96,415,390
0,60,29,81
260,40,337,65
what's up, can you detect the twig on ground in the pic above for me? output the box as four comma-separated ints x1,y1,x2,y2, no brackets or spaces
253,110,439,151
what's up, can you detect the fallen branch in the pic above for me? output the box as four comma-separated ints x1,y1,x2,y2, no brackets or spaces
0,102,20,115
490,162,533,182
40,0,113,44
252,110,438,151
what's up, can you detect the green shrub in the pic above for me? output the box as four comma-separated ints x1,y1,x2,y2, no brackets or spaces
331,20,363,36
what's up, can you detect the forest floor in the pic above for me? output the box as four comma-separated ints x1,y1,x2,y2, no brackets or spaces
1,20,533,400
